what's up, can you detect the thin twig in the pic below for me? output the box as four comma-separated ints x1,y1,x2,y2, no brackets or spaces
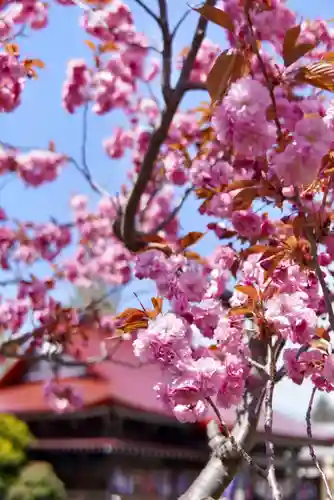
306,387,334,500
295,189,334,333
244,6,282,138
143,186,193,235
172,9,191,38
132,0,161,25
70,105,110,197
264,343,282,500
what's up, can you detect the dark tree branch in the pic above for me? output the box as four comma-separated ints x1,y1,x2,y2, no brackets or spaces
181,81,207,92
264,343,281,500
180,386,266,500
0,337,145,370
306,387,333,499
132,0,161,25
158,0,173,103
120,0,216,251
172,9,191,38
244,5,282,139
142,186,193,236
180,335,268,500
207,397,267,478
294,187,334,333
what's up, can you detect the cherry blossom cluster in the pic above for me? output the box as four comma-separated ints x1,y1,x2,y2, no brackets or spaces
0,148,68,185
1,0,334,431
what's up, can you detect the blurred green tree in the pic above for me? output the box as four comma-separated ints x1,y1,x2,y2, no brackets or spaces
6,461,66,500
0,414,33,495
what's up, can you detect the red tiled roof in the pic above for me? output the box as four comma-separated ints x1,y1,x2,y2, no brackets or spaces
0,330,332,443
30,437,206,461
0,377,112,414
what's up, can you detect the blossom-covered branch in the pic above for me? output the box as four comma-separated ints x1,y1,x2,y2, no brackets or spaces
2,0,334,498
119,0,217,251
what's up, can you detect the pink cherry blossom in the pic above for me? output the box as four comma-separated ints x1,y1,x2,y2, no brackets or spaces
1,0,334,478
232,210,262,239
133,313,191,365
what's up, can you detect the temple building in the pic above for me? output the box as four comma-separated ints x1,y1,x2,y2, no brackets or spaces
0,330,332,500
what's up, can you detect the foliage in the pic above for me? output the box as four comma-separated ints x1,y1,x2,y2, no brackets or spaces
0,415,33,495
6,462,66,500
2,0,334,498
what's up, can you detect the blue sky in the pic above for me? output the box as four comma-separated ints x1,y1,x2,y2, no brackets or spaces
0,0,334,419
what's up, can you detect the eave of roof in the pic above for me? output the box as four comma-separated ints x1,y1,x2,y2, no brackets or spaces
30,437,207,462
0,328,333,445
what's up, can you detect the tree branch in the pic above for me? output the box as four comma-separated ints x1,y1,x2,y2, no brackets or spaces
244,5,282,139
120,0,216,251
132,0,161,25
264,343,281,500
306,387,333,500
207,397,267,478
180,386,265,500
158,0,172,103
142,186,193,236
70,104,110,197
172,9,191,39
181,81,207,92
294,188,334,333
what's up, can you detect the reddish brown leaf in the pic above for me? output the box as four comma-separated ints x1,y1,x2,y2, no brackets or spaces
309,337,331,355
206,51,231,102
283,25,301,66
263,253,285,282
117,308,146,321
208,344,218,351
322,51,334,63
285,235,298,250
141,234,167,244
224,179,257,193
28,58,45,69
243,245,275,257
195,5,234,32
316,327,330,342
3,341,20,356
84,39,96,51
228,306,254,317
150,297,163,316
99,41,119,53
136,244,173,257
117,297,165,332
230,259,239,278
122,320,149,333
216,229,237,240
183,250,206,263
195,187,214,199
115,307,149,333
232,187,259,211
206,51,248,102
234,284,259,302
292,215,305,239
296,61,334,92
261,247,281,260
4,43,19,57
179,231,205,250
